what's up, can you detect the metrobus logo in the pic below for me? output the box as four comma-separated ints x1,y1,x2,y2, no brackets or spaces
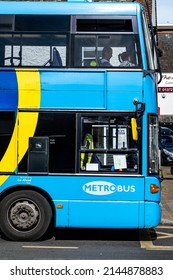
82,181,135,195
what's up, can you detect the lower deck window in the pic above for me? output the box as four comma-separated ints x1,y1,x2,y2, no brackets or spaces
17,112,140,174
80,115,140,173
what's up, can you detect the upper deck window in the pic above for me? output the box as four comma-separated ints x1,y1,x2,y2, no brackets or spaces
0,14,141,68
72,16,141,68
15,15,70,32
0,15,14,31
0,15,70,32
77,19,133,33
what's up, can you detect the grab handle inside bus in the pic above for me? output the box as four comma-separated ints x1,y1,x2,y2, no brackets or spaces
131,118,138,141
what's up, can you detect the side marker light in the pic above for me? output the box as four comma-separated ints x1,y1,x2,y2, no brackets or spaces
150,184,159,193
56,204,63,209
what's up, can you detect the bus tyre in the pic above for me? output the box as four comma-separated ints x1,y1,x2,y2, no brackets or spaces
0,190,52,241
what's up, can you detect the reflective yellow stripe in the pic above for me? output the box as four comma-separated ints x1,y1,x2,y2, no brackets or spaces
80,133,94,168
0,70,41,186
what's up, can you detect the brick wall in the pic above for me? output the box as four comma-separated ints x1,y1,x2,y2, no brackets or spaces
158,31,173,73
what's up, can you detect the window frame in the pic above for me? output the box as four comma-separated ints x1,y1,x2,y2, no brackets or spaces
78,112,141,174
0,14,143,69
148,114,159,175
71,15,138,34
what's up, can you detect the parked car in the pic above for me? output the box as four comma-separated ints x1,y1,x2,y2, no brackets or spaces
161,126,173,136
160,135,173,165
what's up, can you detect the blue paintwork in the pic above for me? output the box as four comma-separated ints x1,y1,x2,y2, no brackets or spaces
40,70,144,110
0,2,142,16
53,198,160,229
106,71,143,110
66,201,142,228
0,71,18,110
40,70,106,109
2,175,145,200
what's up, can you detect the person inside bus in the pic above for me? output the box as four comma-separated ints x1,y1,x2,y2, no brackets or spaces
99,46,113,67
118,51,135,67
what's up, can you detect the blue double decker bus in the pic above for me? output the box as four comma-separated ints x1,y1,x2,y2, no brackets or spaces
0,0,161,241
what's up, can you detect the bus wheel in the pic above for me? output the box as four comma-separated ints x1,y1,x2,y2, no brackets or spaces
0,190,52,241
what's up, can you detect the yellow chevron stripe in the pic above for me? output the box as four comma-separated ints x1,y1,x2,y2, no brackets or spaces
17,69,41,109
17,70,41,163
0,70,41,186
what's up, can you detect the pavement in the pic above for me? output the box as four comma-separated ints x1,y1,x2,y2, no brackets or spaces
161,166,173,225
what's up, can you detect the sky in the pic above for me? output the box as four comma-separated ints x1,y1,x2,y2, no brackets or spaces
157,0,173,24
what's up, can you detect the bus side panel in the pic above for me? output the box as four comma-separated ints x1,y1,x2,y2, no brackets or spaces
106,72,143,110
145,202,161,228
0,71,18,110
39,71,143,110
55,201,144,228
144,177,161,228
143,74,158,113
55,200,160,229
40,71,106,109
1,175,145,200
